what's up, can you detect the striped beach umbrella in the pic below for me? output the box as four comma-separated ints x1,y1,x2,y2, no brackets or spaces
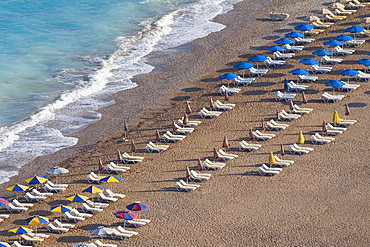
90,226,113,240
26,215,49,233
0,198,9,207
100,175,123,183
5,184,29,199
50,205,73,213
126,202,150,212
114,210,138,220
82,185,104,194
0,241,10,247
24,175,48,185
8,226,33,235
65,194,89,203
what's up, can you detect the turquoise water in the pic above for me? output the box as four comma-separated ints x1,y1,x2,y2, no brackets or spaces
0,0,240,183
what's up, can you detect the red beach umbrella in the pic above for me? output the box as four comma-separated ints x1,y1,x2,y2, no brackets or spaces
183,113,189,125
224,91,230,101
185,166,191,182
155,130,161,143
126,202,150,211
172,121,179,132
197,159,204,172
302,91,308,104
280,144,285,156
249,129,255,141
114,210,138,220
213,147,219,160
209,97,214,110
345,103,350,116
131,140,137,153
261,119,267,131
186,101,192,115
117,149,123,163
98,159,104,172
222,136,230,150
289,100,294,111
0,198,9,207
322,120,328,132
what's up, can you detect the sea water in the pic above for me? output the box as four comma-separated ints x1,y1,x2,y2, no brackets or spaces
0,0,241,184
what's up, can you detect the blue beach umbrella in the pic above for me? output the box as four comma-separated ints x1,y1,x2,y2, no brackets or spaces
218,73,239,80
274,38,294,45
285,31,304,38
323,39,342,47
312,49,332,56
357,58,370,65
100,175,123,183
265,45,284,52
24,175,48,185
345,25,365,37
248,54,267,69
339,69,359,82
334,34,353,42
233,62,253,78
294,24,314,32
0,198,9,207
0,241,10,247
325,80,345,89
288,68,309,75
299,58,319,65
283,79,290,92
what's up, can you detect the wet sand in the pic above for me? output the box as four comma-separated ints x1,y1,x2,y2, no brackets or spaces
0,0,369,246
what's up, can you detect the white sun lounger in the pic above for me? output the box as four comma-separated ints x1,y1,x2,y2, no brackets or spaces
310,133,334,144
257,167,281,176
6,202,28,213
198,108,223,118
46,223,69,233
279,110,301,121
47,180,68,188
104,162,130,174
145,141,169,153
70,208,93,218
322,92,345,102
294,37,315,44
190,170,212,181
80,203,103,214
320,55,343,65
94,240,117,247
232,76,255,86
310,65,332,74
263,56,285,67
96,192,118,202
104,189,126,199
31,189,53,197
248,67,268,77
266,120,289,131
123,218,151,228
213,100,235,111
173,123,194,135
63,211,85,222
238,140,262,151
11,241,32,247
121,152,144,164
275,91,296,101
177,118,201,127
290,104,313,114
273,51,295,60
297,74,318,82
175,182,197,192
179,179,200,188
339,82,360,92
287,81,309,92
261,164,283,172
24,192,47,202
202,159,226,170
287,145,310,155
86,199,109,208
53,219,75,228
252,130,276,141
43,183,66,193
12,199,34,208
217,85,241,96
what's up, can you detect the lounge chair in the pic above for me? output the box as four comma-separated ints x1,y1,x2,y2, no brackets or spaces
179,179,200,188
257,167,280,176
117,226,138,236
96,192,118,202
27,232,49,239
6,202,28,213
261,164,283,172
80,203,103,214
162,132,186,143
248,67,268,77
190,170,212,181
273,51,294,60
263,56,285,67
174,182,197,192
310,64,332,74
322,92,345,103
46,223,69,233
31,188,53,197
213,100,235,111
355,71,370,81
123,218,151,228
294,37,315,45
70,208,93,218
86,199,109,208
287,81,309,92
198,108,222,119
232,76,255,86
104,189,126,199
86,173,104,184
177,118,201,127
43,183,66,193
323,9,347,20
265,119,289,130
333,46,355,56
274,155,295,165
173,123,194,135
344,39,365,47
11,241,32,247
304,28,325,36
237,140,262,151
218,149,238,158
312,20,333,29
320,55,343,65
347,1,366,8
110,228,133,239
12,199,34,208
334,8,354,15
24,192,47,202
21,234,44,245
297,74,318,82
287,145,310,155
63,211,85,222
202,159,226,170
274,91,296,101
332,118,357,127
252,130,276,141
104,162,130,174
53,219,75,228
310,133,334,144
47,180,68,188
290,104,313,114
215,149,237,161
121,152,144,164
339,82,360,92
217,85,241,96
327,123,347,132
95,240,117,247
145,141,169,153
279,110,301,121
283,44,304,53
0,214,10,222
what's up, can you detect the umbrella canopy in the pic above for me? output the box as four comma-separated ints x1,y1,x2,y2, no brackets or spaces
0,241,10,247
345,25,365,34
345,103,351,116
126,202,150,211
182,113,189,125
186,166,191,179
334,34,353,42
249,129,255,141
224,91,230,101
265,45,284,52
50,205,73,213
90,226,113,236
302,91,308,104
197,159,204,172
289,100,294,111
5,184,29,192
0,198,9,207
323,39,342,47
274,38,294,45
339,69,359,77
325,80,345,89
131,140,137,153
65,194,89,203
123,120,129,132
46,166,69,176
222,136,230,149
281,144,285,156
312,49,332,56
233,62,253,70
8,226,33,235
213,147,219,160
218,72,239,80
268,152,276,165
333,111,340,123
285,31,304,38
288,68,309,75
26,215,49,225
82,185,104,194
261,118,267,131
156,129,161,142
209,97,214,109
98,159,104,171
295,23,314,31
297,131,305,144
114,210,138,220
117,149,123,162
248,54,267,62
186,101,192,115
299,58,319,65
283,79,289,92
24,175,48,185
100,175,123,183
322,120,328,132
356,58,370,65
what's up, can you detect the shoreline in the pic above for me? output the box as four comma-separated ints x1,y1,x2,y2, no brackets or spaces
0,0,369,246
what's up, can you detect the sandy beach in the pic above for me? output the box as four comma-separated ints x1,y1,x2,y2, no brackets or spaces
0,0,369,246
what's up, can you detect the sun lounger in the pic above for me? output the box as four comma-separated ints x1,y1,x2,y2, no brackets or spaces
179,179,200,188
310,65,332,74
287,145,310,155
257,167,281,176
322,92,345,103
198,108,223,119
304,28,325,36
117,226,139,236
24,192,47,202
21,234,44,245
320,55,343,65
190,170,212,180
31,188,53,197
43,183,66,193
27,232,49,239
334,8,356,15
94,240,117,247
53,219,75,228
355,71,370,81
0,214,10,222
177,118,201,127
344,39,365,47
333,46,355,56
174,182,198,192
6,202,28,213
104,189,126,199
11,241,32,247
263,56,285,67
290,104,313,114
213,100,235,111
96,192,118,202
70,208,93,218
12,199,34,208
217,85,241,96
110,228,133,239
162,132,186,143
202,159,226,170
265,119,289,130
274,155,294,165
287,81,309,92
283,44,304,53
173,123,194,135
248,67,268,77
121,152,144,164
297,74,318,82
80,203,103,214
275,91,296,101
86,174,103,184
123,218,151,228
47,180,68,188
327,123,347,132
232,76,255,86
293,143,314,152
273,51,294,60
46,223,69,233
310,133,334,144
279,110,301,121
218,149,238,158
104,162,130,174
145,141,169,153
214,150,236,161
252,130,276,141
312,20,333,29
339,82,360,92
347,1,366,8
332,118,357,127
86,199,109,208
238,140,262,151
63,211,85,222
294,37,315,45
261,164,284,172
323,9,347,20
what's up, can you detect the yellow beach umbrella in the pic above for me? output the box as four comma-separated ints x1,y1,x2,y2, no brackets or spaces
5,184,29,199
50,205,73,221
8,226,33,234
0,241,10,247
297,131,305,144
268,152,276,165
333,111,340,124
26,215,49,233
82,185,104,194
65,194,89,203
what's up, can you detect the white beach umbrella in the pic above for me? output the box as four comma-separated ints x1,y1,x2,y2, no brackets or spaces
46,166,69,183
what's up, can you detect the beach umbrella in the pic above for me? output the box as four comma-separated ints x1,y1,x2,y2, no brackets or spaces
50,205,73,221
126,201,150,212
261,118,267,131
213,147,219,160
334,34,353,42
24,175,48,187
276,109,280,120
345,103,351,116
294,24,314,32
333,111,340,124
280,144,285,156
123,120,129,140
218,72,239,80
0,241,10,247
98,158,104,174
297,131,305,144
283,79,289,92
82,185,105,194
5,184,29,199
0,198,9,207
285,31,304,38
224,90,230,101
233,62,253,78
183,113,189,126
323,39,342,47
65,194,89,203
301,91,308,104
46,166,69,184
265,45,284,52
185,166,191,182
155,129,161,143
345,25,365,38
299,58,319,65
209,97,214,109
274,38,294,45
322,120,328,133
268,152,276,165
312,49,332,56
26,215,49,233
249,129,255,141
339,69,359,83
289,100,294,111
186,101,192,115
131,140,137,153
325,80,345,89
248,54,267,69
356,58,370,65
289,68,309,75
197,159,204,172
116,149,122,163
222,136,230,150
8,226,33,235
90,226,113,240
114,210,138,220
100,175,123,183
